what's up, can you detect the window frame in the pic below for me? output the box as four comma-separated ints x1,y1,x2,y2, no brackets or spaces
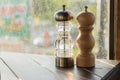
109,0,115,59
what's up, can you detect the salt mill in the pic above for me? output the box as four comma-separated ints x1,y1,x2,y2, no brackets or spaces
54,5,74,68
76,6,95,67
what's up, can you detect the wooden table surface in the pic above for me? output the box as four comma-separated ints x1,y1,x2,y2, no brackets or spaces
0,52,120,80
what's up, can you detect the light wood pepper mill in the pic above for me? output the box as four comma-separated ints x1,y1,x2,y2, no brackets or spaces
76,6,95,67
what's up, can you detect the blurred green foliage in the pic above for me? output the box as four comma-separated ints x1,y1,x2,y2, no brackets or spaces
32,0,97,26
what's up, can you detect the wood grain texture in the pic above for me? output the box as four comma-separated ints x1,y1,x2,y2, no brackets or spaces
0,52,119,80
28,54,100,80
114,0,120,60
0,52,58,80
0,59,18,80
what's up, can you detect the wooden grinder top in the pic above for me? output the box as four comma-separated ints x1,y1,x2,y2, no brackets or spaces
76,6,95,26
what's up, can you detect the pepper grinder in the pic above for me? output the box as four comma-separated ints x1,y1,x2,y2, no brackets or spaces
76,6,95,67
54,5,74,68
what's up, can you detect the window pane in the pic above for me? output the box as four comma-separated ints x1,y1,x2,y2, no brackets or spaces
95,0,110,59
0,0,109,59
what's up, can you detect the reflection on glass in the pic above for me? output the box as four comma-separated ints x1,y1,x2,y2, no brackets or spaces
0,0,109,59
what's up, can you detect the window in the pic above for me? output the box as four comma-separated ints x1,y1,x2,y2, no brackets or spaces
0,0,110,59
